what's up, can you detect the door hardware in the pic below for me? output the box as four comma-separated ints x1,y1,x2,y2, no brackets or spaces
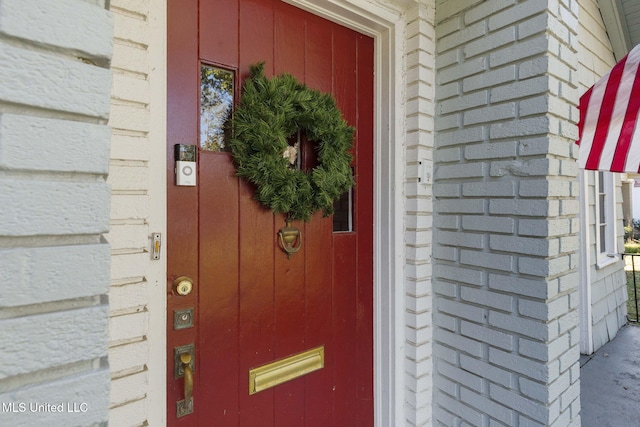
174,344,194,417
173,276,193,296
277,219,302,259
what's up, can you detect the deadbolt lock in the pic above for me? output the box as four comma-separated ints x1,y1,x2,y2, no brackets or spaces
173,276,193,296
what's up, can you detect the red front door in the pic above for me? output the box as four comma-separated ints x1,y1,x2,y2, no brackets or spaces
167,0,374,425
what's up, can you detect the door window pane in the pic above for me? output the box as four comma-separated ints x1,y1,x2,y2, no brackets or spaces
200,65,234,151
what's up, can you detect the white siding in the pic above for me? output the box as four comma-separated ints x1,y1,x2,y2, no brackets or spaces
578,0,628,353
0,1,113,426
108,0,155,425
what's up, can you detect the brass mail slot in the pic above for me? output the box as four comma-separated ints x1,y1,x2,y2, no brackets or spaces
249,346,324,395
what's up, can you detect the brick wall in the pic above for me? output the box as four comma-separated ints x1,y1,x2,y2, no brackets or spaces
0,0,113,426
404,3,436,426
433,0,581,425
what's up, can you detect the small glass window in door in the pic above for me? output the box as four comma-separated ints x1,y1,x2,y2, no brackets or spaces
200,64,234,151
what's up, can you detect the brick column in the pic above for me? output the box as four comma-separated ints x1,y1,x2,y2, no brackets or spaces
433,0,580,425
404,2,436,426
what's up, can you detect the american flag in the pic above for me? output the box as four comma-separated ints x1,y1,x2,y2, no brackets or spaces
577,44,640,172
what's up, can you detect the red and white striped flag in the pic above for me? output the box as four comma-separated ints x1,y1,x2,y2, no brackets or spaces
577,44,640,172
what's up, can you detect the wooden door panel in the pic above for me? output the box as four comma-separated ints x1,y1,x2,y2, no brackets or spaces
168,0,374,425
198,153,240,424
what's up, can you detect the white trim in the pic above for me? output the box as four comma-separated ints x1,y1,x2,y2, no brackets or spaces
579,170,594,354
595,171,618,268
284,1,407,424
148,0,168,424
598,0,632,61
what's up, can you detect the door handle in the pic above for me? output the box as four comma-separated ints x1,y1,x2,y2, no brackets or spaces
181,353,193,402
175,345,194,418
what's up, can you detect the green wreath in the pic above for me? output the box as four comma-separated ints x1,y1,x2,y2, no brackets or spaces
229,63,355,222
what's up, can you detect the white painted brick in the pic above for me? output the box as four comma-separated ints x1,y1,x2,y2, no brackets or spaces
113,11,150,46
491,76,550,104
517,13,548,40
436,265,478,288
438,56,487,85
463,65,516,92
0,243,110,307
109,311,147,343
488,1,549,31
519,295,568,321
432,245,457,263
520,180,570,198
435,328,483,358
0,306,108,378
463,0,515,25
112,72,150,104
108,339,148,374
0,0,112,59
489,116,550,139
519,254,570,277
459,353,512,387
464,141,517,160
519,333,569,363
110,104,150,133
111,194,149,221
519,369,570,404
0,114,110,174
462,215,515,233
437,361,483,391
460,320,513,350
0,41,111,118
459,387,514,425
490,234,556,257
437,126,484,146
489,348,558,383
464,26,516,59
110,281,148,313
0,179,110,236
519,218,570,237
112,42,148,74
108,396,148,427
461,287,513,312
435,392,483,426
0,368,110,427
438,230,484,249
435,146,462,163
110,370,147,407
437,199,485,214
110,252,149,282
489,274,556,299
108,163,149,191
437,19,486,53
464,102,516,126
440,90,488,114
490,36,548,69
488,310,555,341
489,199,557,217
438,298,485,322
111,0,150,15
460,249,514,272
462,180,515,197
436,162,486,179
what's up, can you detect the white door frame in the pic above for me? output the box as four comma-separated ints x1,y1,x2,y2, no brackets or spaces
284,0,408,424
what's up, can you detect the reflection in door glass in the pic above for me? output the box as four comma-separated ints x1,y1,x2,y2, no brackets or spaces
200,65,234,151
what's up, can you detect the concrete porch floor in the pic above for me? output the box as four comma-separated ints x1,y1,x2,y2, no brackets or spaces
580,324,640,427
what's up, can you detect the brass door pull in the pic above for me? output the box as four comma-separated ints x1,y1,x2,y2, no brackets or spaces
175,347,194,417
181,353,193,401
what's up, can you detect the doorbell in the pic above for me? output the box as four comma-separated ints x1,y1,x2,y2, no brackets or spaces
175,144,197,186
